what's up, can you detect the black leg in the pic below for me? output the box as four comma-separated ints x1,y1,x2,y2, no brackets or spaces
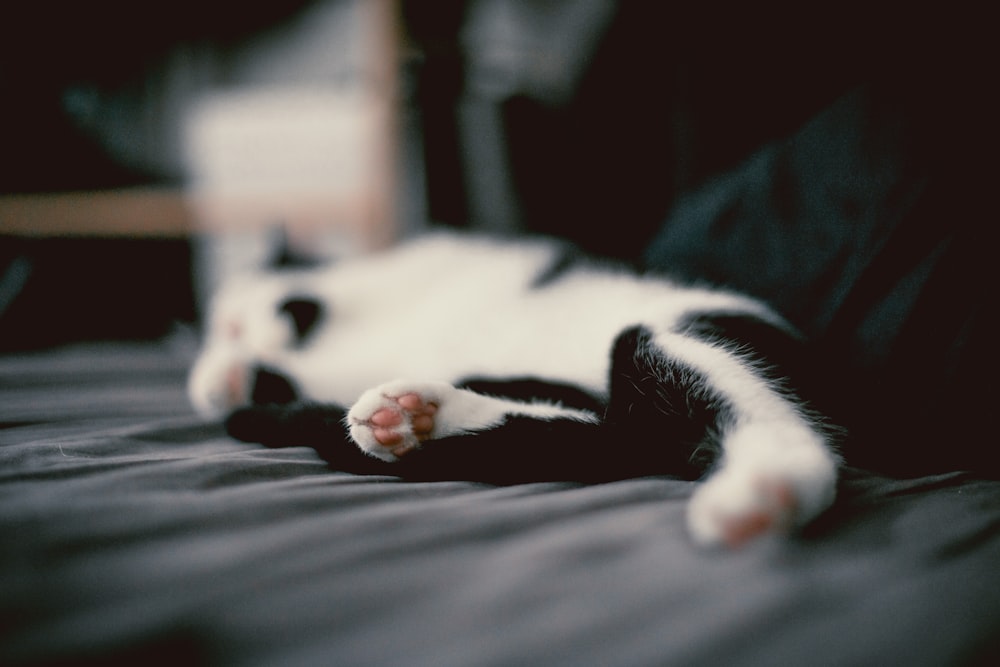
249,366,300,406
605,326,729,480
226,403,394,476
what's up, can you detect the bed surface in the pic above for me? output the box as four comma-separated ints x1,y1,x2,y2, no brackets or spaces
2,340,998,666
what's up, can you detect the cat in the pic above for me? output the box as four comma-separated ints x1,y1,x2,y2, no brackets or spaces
188,231,839,548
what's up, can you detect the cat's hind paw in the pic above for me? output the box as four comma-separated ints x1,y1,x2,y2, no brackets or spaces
686,423,838,548
687,474,800,548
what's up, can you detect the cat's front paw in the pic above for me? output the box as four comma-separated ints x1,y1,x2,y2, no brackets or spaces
347,380,455,461
189,349,299,418
188,351,254,418
347,379,598,463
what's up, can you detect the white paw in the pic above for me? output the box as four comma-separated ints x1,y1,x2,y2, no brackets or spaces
687,471,801,548
188,349,254,418
686,423,838,548
347,380,455,461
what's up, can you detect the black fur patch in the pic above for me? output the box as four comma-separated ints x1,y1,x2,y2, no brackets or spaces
249,367,299,406
267,226,325,269
279,297,324,345
606,326,728,478
226,402,392,476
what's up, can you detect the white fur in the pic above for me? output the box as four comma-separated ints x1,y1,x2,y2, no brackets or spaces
650,331,838,544
189,231,838,548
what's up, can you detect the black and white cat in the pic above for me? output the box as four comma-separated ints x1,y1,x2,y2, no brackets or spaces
189,231,839,548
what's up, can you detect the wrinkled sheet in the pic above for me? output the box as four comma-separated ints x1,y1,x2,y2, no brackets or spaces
2,342,999,666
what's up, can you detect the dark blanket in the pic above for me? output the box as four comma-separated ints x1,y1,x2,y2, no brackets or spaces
643,78,994,478
2,341,999,666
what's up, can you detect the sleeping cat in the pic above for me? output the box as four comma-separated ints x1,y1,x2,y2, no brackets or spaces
189,231,839,548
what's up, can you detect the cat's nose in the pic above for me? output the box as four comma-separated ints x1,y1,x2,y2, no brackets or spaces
225,320,243,340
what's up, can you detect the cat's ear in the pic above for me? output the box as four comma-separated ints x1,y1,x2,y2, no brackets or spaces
266,224,324,270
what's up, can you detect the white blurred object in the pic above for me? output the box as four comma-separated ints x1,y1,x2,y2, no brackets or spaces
183,86,387,237
184,86,392,310
185,89,375,198
181,0,399,313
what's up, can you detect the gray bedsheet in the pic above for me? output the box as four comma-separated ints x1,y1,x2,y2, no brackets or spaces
2,341,999,666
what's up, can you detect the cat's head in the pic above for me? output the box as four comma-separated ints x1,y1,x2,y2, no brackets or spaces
189,226,335,417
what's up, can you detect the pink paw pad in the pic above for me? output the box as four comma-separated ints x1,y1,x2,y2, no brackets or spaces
371,393,438,457
720,480,799,549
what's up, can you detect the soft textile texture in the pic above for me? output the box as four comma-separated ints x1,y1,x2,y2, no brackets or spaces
2,342,999,665
643,79,993,477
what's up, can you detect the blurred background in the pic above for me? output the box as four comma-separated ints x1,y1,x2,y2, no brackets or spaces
2,0,397,350
0,0,895,352
0,1,977,350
